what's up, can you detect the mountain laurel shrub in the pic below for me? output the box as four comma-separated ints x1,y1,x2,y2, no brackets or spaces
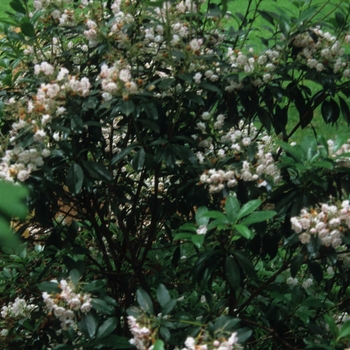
1,0,350,348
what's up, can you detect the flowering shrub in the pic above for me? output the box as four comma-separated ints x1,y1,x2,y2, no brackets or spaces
2,0,350,349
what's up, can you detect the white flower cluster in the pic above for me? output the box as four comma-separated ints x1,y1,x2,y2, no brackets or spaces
182,332,240,350
0,145,49,182
0,64,91,183
42,279,92,331
199,123,281,193
1,297,37,319
100,63,138,101
290,27,349,77
225,47,281,90
290,201,350,248
286,277,313,290
327,138,350,167
127,315,152,350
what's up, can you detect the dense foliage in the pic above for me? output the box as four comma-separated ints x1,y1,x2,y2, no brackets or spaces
1,0,350,348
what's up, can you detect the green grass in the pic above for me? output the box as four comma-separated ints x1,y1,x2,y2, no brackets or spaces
0,1,17,18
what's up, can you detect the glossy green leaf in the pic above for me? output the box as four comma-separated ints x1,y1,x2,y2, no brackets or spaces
290,254,304,278
191,234,205,248
237,327,253,343
237,199,261,220
337,320,350,340
83,279,107,292
324,315,339,339
136,288,154,315
10,0,26,14
0,181,28,220
20,22,35,37
162,299,177,315
239,211,276,227
79,313,98,339
37,281,60,294
157,284,171,308
277,141,304,162
96,317,118,340
339,96,350,125
195,206,209,226
225,256,241,289
98,335,134,348
233,250,257,279
132,148,145,171
66,163,84,195
234,224,253,239
159,327,170,341
321,99,340,124
308,261,323,283
110,144,139,165
82,160,113,182
225,196,240,223
120,100,135,116
153,339,165,350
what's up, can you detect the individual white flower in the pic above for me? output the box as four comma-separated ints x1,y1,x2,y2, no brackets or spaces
286,277,298,286
302,278,313,289
194,72,202,84
54,306,66,317
197,225,207,235
184,337,196,350
33,129,47,142
80,302,92,313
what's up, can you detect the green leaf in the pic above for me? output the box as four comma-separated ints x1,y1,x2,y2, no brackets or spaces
191,234,205,249
10,0,26,14
234,224,253,239
110,144,139,165
37,281,60,293
98,335,134,348
96,317,118,340
91,299,115,315
337,320,350,340
132,148,145,171
153,339,165,350
157,284,171,309
196,206,209,226
290,254,304,277
308,261,323,283
69,269,81,286
0,181,28,220
225,256,241,289
237,327,253,343
79,313,98,339
20,22,35,37
321,99,340,124
120,100,135,116
277,141,304,162
237,199,261,220
159,327,170,341
136,289,154,315
203,211,228,221
82,160,112,182
225,196,240,223
325,314,339,339
239,211,276,226
333,134,349,153
162,299,177,315
66,163,84,195
83,279,107,292
199,82,221,93
233,251,257,279
339,96,350,125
